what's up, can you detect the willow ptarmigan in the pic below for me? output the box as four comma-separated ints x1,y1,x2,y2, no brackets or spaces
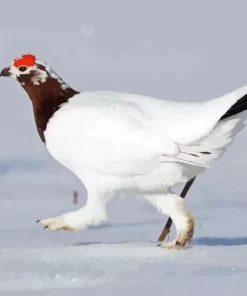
1,54,247,249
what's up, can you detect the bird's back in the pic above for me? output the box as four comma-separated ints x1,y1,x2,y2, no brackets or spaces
66,90,238,145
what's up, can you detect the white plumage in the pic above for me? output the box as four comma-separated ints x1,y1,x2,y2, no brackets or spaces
44,87,247,248
46,88,247,180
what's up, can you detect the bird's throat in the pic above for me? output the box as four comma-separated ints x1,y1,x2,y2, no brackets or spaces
22,77,79,143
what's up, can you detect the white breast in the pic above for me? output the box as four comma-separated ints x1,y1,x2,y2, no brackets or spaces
44,93,167,177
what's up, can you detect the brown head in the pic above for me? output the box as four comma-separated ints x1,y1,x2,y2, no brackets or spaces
0,54,79,143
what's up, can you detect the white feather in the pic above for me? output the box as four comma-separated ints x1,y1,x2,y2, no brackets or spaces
42,87,247,231
45,88,247,180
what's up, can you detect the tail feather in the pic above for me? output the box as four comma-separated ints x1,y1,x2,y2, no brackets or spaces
160,89,247,168
163,97,247,168
181,111,247,167
220,93,247,120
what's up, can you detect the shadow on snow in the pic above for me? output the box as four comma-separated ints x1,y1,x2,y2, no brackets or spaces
193,236,247,246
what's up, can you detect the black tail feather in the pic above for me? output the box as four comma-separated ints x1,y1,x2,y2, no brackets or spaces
220,93,247,120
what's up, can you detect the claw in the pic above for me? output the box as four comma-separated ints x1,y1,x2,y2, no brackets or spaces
37,213,84,232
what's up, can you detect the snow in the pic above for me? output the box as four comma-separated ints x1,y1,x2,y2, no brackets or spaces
1,0,247,294
2,244,247,294
1,187,247,295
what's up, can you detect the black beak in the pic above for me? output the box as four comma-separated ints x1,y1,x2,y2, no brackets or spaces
0,67,11,77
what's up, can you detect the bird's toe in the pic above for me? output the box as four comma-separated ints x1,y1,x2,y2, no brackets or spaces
158,240,177,249
37,216,81,232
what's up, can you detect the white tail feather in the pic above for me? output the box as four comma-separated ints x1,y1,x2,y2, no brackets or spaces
161,112,247,168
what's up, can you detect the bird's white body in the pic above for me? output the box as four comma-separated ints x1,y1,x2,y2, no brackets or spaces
42,88,247,247
45,89,246,188
45,91,195,190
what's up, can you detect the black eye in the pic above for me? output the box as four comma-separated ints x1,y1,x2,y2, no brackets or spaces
19,66,27,72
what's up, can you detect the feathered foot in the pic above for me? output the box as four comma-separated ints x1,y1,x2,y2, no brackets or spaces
158,217,194,249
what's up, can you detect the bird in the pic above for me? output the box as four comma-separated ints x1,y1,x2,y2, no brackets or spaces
1,53,247,249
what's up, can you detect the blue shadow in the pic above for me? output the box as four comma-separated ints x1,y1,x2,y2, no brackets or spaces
193,236,247,246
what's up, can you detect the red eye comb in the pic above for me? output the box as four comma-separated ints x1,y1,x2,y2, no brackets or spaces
13,54,36,67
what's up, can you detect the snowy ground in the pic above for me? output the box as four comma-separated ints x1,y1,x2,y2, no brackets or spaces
1,0,247,294
1,167,247,295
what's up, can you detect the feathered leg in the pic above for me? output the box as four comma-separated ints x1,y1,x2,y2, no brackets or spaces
144,191,194,249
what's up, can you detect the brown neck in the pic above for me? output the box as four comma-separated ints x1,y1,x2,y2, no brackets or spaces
22,77,79,143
